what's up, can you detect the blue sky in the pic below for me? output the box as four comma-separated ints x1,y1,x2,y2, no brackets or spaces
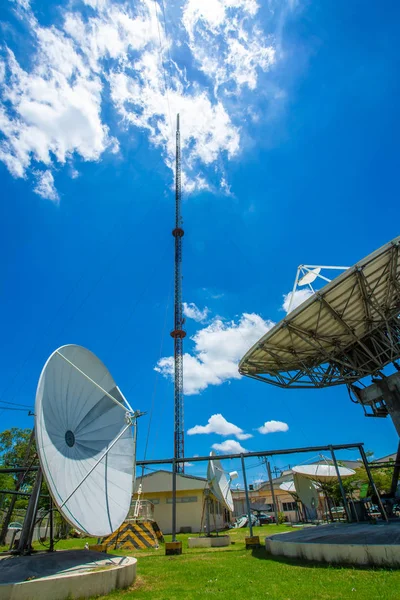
0,0,399,485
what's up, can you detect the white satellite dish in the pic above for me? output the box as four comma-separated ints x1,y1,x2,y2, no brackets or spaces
35,344,135,537
279,481,296,493
207,452,234,512
298,267,321,286
292,464,355,483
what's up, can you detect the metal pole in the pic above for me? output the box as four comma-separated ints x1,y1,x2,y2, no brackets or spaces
17,468,43,554
205,492,210,536
172,459,177,541
49,498,54,552
329,445,352,522
0,442,366,471
390,440,400,496
359,445,388,522
266,460,279,525
240,454,253,537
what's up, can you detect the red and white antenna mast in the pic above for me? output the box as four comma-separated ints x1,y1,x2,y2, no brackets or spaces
171,114,185,473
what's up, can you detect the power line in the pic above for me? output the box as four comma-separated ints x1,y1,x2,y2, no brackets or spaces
0,400,32,409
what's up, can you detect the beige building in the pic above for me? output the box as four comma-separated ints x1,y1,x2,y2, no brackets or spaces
232,471,300,523
134,470,230,535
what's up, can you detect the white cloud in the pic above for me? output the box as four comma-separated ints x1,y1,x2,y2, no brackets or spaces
212,439,248,454
0,29,112,181
257,420,289,434
184,462,194,467
155,312,274,395
0,0,293,199
182,0,275,95
282,288,314,313
33,170,59,202
187,413,252,440
183,302,209,323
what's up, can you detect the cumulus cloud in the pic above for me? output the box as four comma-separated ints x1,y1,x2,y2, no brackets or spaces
183,302,209,323
0,0,295,198
182,0,275,95
257,420,289,434
212,439,248,454
155,312,274,395
33,170,59,202
282,288,314,313
187,413,252,440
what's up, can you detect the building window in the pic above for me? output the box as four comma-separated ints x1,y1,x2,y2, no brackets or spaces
151,498,160,505
282,502,297,512
166,496,198,504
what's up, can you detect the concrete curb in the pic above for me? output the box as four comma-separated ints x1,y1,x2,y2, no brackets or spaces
265,537,400,567
0,554,137,600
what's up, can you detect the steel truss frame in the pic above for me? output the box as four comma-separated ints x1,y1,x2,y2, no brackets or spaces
240,241,400,388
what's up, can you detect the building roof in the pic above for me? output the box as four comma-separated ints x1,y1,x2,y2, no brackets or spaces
374,452,398,463
139,470,206,482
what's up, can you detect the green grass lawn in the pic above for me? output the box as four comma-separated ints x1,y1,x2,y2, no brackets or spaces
2,526,400,599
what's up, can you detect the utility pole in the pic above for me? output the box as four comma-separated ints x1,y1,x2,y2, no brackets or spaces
170,114,185,474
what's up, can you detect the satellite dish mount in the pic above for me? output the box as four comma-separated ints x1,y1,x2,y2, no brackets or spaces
288,264,349,313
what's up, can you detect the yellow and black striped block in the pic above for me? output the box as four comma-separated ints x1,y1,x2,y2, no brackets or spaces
102,520,164,550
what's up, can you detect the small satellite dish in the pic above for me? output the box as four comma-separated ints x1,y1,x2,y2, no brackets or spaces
292,464,355,483
35,344,135,537
298,267,321,286
279,481,296,493
207,452,234,512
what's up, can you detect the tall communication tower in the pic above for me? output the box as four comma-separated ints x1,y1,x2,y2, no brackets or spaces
171,114,185,473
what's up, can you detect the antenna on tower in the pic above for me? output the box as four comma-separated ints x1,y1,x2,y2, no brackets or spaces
171,113,185,474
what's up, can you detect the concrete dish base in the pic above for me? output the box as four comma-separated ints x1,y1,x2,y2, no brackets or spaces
0,550,137,600
188,536,231,548
265,522,400,567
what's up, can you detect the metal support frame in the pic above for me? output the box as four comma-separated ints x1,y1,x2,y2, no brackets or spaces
49,498,54,553
0,428,35,546
205,491,211,536
358,446,388,522
287,265,348,313
390,441,400,496
240,240,400,389
241,454,253,537
266,460,279,525
17,468,43,554
329,445,352,522
1,440,391,553
0,442,368,473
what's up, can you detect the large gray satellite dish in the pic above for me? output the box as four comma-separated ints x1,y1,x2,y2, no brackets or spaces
207,452,234,512
35,344,135,537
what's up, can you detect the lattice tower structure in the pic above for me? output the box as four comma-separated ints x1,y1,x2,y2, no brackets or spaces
170,114,185,473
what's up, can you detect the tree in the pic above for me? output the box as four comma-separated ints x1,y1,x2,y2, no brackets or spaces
327,465,394,505
0,428,41,544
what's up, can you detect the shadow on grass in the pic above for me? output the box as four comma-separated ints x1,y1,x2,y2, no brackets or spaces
250,547,389,572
